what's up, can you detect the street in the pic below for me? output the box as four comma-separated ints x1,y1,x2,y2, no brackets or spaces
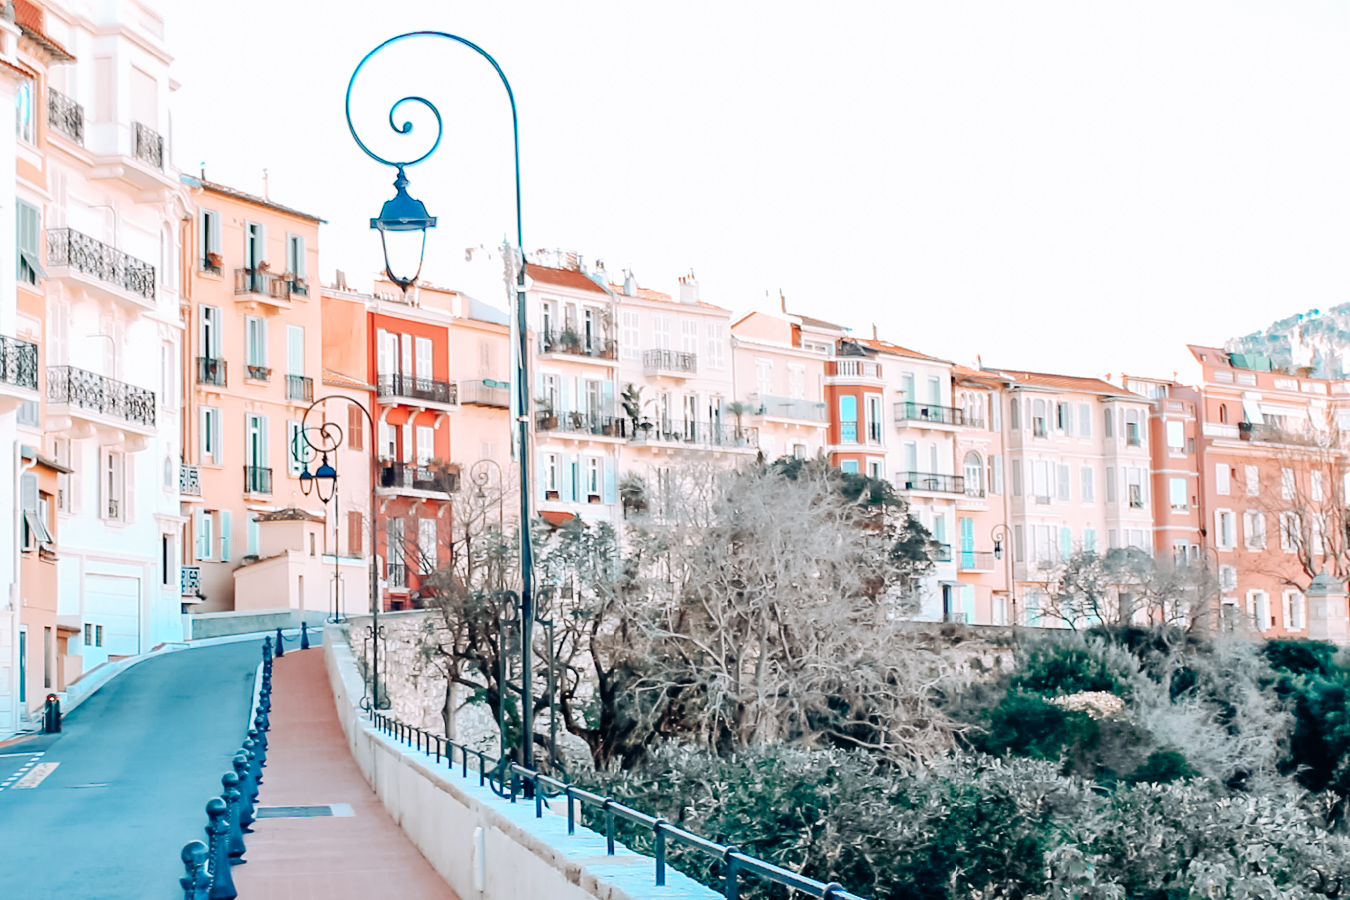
0,640,262,899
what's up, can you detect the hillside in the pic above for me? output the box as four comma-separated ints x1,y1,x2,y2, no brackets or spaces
1226,303,1350,378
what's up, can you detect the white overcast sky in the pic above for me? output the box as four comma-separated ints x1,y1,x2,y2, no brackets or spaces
160,0,1350,381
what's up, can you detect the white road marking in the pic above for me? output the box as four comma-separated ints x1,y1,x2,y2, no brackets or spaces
0,751,46,793
12,762,58,789
0,752,45,759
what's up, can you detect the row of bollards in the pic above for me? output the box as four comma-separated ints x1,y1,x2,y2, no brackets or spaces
179,636,276,900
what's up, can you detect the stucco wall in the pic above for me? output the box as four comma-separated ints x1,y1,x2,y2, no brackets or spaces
322,626,718,900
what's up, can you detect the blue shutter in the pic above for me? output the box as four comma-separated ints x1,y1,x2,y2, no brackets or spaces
561,453,574,502
603,457,616,505
601,380,615,417
961,585,976,621
221,510,232,562
536,451,547,502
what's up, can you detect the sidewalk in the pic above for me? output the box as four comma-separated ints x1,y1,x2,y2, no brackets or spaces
232,649,459,900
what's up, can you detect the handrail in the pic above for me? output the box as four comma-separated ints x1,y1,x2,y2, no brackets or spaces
367,709,868,900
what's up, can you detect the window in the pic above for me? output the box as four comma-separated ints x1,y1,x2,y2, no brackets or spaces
1081,466,1095,502
1284,590,1303,631
1281,512,1299,552
1060,527,1072,560
755,359,772,396
840,460,859,474
788,365,804,400
200,305,222,359
1032,400,1047,437
346,512,363,556
1083,528,1096,553
865,395,883,443
1244,510,1266,549
1245,465,1259,497
1249,590,1271,632
585,457,601,498
1126,468,1145,507
964,452,983,495
1281,467,1295,501
1219,403,1229,424
201,209,221,269
1031,460,1052,502
621,312,640,360
415,425,434,465
1125,410,1141,446
1216,510,1236,549
1312,471,1325,502
1013,525,1025,562
15,77,33,142
839,395,858,443
196,511,214,560
1166,420,1184,449
678,319,698,357
220,510,232,562
95,625,104,648
418,518,437,574
927,376,941,404
17,400,38,427
1009,398,1020,430
543,453,559,494
102,451,125,521
415,336,433,381
1056,402,1072,433
246,221,266,271
1219,564,1237,591
288,325,305,376
1105,467,1116,503
246,316,266,369
16,200,42,285
286,234,306,280
19,473,52,549
1169,477,1187,509
247,518,260,557
1010,461,1022,497
652,316,672,350
348,405,364,452
1078,403,1091,437
867,460,883,479
1053,464,1069,500
387,518,406,585
1103,407,1114,438
287,420,313,476
1215,463,1231,495
990,397,1002,432
989,455,1003,495
900,373,915,402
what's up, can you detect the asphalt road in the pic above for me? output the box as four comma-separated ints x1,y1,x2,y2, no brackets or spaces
0,640,263,899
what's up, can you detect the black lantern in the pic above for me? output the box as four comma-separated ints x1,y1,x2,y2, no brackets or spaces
312,452,339,505
370,166,436,291
993,538,1004,560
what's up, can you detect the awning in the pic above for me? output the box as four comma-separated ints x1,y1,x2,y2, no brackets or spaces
539,510,575,527
1241,393,1264,424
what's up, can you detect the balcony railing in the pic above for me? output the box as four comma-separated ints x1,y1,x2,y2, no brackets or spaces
538,329,618,360
379,462,460,494
246,365,271,381
752,394,827,421
958,550,996,572
47,365,155,427
244,466,272,494
642,349,697,376
132,121,163,170
894,402,965,427
536,410,622,438
896,471,964,494
0,335,38,391
180,465,201,497
48,88,83,144
933,544,953,562
47,228,156,301
234,267,290,301
620,417,760,449
181,565,201,597
387,562,408,589
459,379,510,408
287,374,313,402
376,374,456,406
828,358,883,379
196,357,226,386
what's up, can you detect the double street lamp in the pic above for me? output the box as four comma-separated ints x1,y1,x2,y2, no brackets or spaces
346,32,539,769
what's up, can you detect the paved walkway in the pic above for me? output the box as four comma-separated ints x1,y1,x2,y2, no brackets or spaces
233,648,459,900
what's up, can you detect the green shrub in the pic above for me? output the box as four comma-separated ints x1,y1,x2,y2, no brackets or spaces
1012,643,1122,697
1264,639,1338,677
1126,749,1196,785
975,690,1099,761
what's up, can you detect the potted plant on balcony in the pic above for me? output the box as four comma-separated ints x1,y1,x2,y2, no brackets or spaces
558,327,582,354
205,251,223,271
378,458,399,487
535,396,557,430
621,383,644,437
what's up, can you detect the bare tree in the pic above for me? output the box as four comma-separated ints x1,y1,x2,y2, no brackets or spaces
1031,547,1218,635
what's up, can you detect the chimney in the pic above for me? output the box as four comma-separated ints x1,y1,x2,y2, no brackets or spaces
872,323,878,340
623,269,635,296
679,271,699,306
779,290,786,314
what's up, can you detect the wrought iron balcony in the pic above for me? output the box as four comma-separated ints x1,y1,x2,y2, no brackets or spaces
386,562,408,589
958,550,996,572
47,365,155,427
132,121,163,170
538,329,618,360
47,228,156,301
619,417,759,449
181,565,201,597
234,267,289,301
196,357,226,386
537,410,622,438
48,88,83,145
287,374,313,402
459,379,510,408
179,465,201,497
642,349,697,377
896,471,964,494
894,402,965,427
246,365,271,381
379,462,459,494
244,466,272,495
376,374,456,406
0,335,38,391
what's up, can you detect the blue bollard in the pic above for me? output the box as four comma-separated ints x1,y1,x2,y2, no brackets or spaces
301,621,310,650
262,636,272,661
180,840,211,900
247,729,265,781
232,755,256,833
204,798,237,900
275,627,284,657
221,772,246,865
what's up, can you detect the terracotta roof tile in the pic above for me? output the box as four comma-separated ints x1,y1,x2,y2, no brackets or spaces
254,507,325,523
527,264,610,295
183,176,325,224
992,368,1135,396
608,283,730,311
853,337,949,364
322,369,373,390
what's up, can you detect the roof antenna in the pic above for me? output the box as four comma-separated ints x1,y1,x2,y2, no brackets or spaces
262,168,269,200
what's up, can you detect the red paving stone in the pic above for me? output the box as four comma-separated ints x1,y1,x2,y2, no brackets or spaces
232,650,459,900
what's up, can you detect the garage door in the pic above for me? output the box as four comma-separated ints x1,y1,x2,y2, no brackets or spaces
86,575,140,656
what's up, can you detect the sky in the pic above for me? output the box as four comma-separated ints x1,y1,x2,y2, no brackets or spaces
160,0,1350,381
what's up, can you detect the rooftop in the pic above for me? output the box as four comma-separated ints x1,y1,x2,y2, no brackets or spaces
989,367,1136,397
527,264,609,296
254,507,325,524
851,337,949,365
182,175,326,224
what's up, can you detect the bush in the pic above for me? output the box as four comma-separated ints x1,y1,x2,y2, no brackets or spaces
1125,749,1196,785
1012,643,1123,697
974,691,1099,761
1264,639,1339,678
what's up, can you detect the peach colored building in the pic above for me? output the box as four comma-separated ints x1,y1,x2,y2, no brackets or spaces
954,367,1011,624
1120,375,1204,565
181,178,328,613
729,308,832,461
18,447,71,718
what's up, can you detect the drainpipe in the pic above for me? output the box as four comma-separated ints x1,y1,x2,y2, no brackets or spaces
12,442,37,728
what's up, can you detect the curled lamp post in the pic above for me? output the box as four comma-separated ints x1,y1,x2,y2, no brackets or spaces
294,427,346,624
346,32,537,769
991,523,1016,626
298,398,385,709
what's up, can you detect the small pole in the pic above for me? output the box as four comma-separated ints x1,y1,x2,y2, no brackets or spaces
274,627,285,657
204,798,237,899
221,772,246,865
300,621,310,650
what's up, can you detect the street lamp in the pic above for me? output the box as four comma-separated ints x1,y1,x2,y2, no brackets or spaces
991,523,1017,627
296,429,349,625
347,32,539,770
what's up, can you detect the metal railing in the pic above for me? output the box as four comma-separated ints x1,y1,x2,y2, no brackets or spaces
132,121,163,170
386,562,407,588
828,359,882,379
752,394,827,421
459,379,510,407
234,267,290,300
368,710,869,900
196,357,226,386
642,348,697,376
933,544,953,562
0,335,38,391
47,228,156,301
180,465,201,497
376,373,456,405
246,364,271,381
379,462,459,494
538,329,618,360
180,565,200,596
894,402,965,426
896,471,964,494
287,374,313,402
47,88,83,144
620,417,760,449
47,365,155,427
958,550,996,572
243,466,272,494
537,410,622,437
